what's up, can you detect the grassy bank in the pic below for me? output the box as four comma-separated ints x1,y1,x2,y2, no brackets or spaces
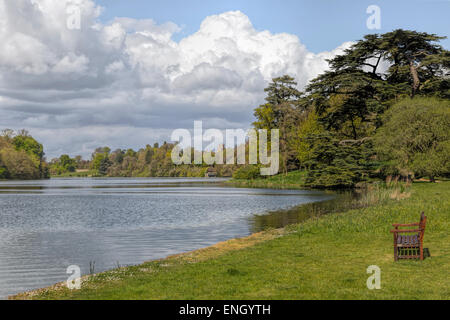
228,170,308,189
51,172,92,178
12,181,450,300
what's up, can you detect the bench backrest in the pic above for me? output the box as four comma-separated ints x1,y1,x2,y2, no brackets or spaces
419,212,427,240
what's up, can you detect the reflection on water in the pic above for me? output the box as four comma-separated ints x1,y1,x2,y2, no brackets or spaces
0,178,359,298
250,191,363,232
0,178,332,298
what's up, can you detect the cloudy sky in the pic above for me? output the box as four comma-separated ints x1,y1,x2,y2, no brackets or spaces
0,0,449,159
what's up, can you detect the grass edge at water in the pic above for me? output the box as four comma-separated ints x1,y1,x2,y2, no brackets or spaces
10,181,450,300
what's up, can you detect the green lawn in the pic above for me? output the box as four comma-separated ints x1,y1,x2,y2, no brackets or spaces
13,181,450,300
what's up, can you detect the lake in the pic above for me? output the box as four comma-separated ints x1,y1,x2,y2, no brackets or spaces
0,177,336,298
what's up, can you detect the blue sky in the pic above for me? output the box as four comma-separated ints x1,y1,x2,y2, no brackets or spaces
1,0,449,157
97,0,450,52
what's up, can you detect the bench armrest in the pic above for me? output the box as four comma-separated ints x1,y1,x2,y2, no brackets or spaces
390,229,421,233
392,223,419,227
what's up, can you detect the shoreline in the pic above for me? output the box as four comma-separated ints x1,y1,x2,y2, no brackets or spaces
10,228,287,300
7,175,324,300
6,175,307,300
8,180,449,300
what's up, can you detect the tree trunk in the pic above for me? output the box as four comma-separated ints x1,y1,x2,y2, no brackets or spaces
410,61,420,98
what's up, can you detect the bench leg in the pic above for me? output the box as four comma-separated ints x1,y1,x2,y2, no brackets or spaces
420,243,424,261
394,235,398,262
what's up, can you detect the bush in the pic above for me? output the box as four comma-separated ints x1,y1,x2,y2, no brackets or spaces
374,97,450,181
232,165,261,180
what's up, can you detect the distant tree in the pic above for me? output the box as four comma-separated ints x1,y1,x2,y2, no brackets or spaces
59,155,77,172
144,145,154,164
12,131,44,160
98,156,112,176
93,147,111,156
0,129,48,179
0,148,41,179
1,129,14,140
91,149,112,176
125,149,136,158
110,149,124,164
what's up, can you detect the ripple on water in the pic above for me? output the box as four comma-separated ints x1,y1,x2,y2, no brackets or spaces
0,178,333,298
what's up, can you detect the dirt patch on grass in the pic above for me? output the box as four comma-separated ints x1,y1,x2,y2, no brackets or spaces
163,228,286,264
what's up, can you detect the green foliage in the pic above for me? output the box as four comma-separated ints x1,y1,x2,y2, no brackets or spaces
50,154,78,175
328,29,449,99
0,166,7,179
0,147,41,179
59,155,77,172
230,170,308,189
91,151,112,176
304,133,379,188
253,75,302,130
253,103,275,130
75,142,240,178
12,131,44,160
292,110,324,168
307,70,387,139
253,76,304,174
249,31,448,186
374,97,450,180
294,29,448,187
307,29,449,139
232,165,261,180
0,130,48,180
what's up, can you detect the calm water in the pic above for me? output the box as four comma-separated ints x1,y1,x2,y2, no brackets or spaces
0,178,336,298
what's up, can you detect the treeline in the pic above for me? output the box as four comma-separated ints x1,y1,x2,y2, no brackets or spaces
0,130,49,180
49,143,241,178
5,29,450,186
235,29,450,187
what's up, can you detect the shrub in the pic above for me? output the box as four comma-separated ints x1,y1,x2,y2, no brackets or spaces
233,165,261,180
374,97,450,181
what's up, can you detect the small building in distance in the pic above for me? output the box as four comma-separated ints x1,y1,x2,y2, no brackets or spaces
205,167,217,178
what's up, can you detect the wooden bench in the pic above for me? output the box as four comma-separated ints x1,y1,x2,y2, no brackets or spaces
391,212,427,261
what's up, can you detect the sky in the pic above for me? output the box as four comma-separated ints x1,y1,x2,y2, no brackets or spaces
0,0,449,159
96,0,450,53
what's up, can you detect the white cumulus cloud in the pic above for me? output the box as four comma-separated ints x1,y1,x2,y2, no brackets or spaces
0,0,351,158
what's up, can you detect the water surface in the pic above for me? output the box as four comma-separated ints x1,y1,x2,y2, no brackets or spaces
0,178,333,298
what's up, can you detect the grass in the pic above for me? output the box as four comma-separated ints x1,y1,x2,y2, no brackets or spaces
228,170,308,189
51,171,92,178
11,181,450,300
